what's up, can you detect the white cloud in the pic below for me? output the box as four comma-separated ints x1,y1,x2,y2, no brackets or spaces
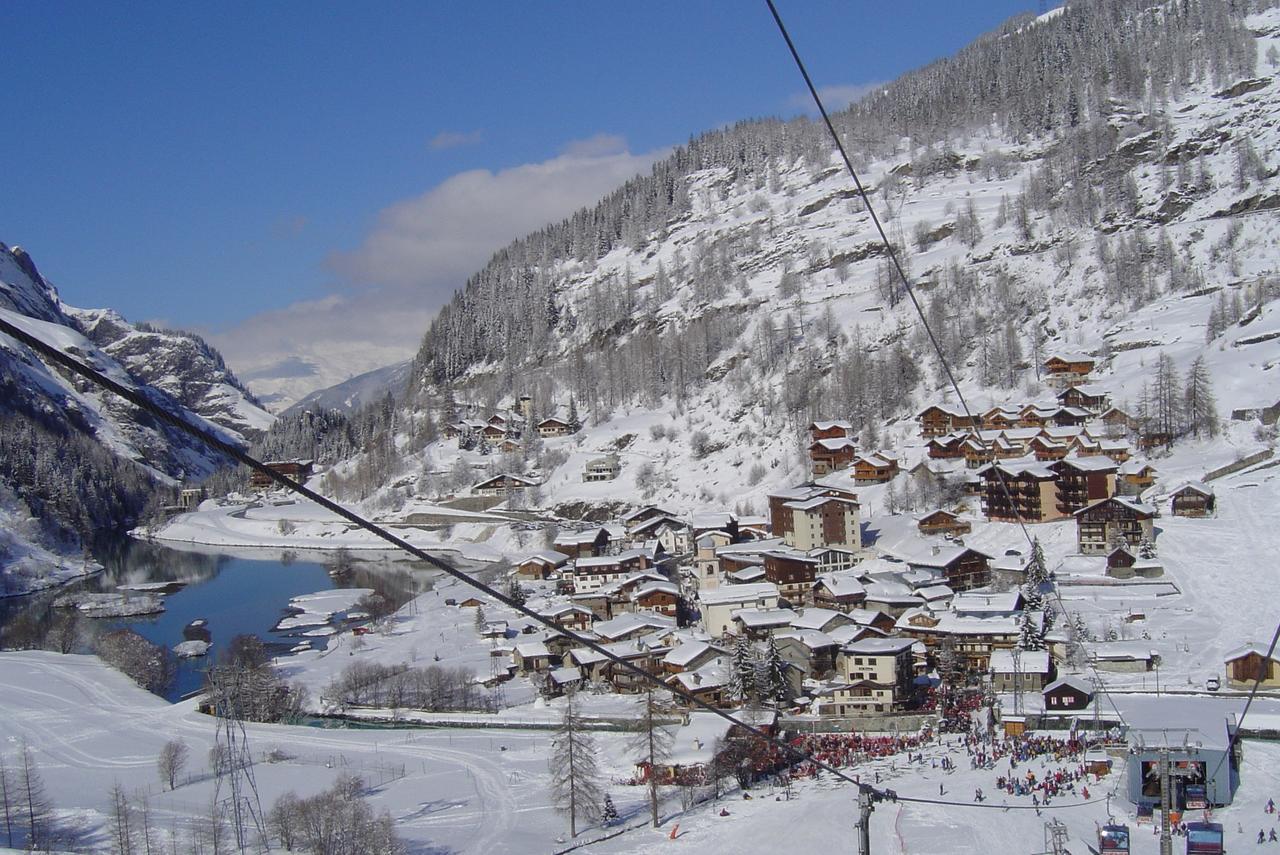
327,134,665,296
429,129,484,151
788,81,886,113
210,134,666,407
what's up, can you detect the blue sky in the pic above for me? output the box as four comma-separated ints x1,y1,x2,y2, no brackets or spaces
2,1,1039,385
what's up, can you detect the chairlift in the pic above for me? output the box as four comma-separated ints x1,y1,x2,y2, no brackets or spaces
1183,783,1208,810
1185,821,1224,854
1098,823,1130,854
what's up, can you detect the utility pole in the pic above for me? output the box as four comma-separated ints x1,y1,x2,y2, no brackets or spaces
856,787,875,855
1159,752,1173,855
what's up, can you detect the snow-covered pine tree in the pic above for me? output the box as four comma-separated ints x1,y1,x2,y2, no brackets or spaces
1183,356,1219,438
601,793,618,824
728,636,757,704
758,635,791,706
1017,610,1045,651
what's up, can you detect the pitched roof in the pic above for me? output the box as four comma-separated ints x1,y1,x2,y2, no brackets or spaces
697,582,779,606
1044,675,1094,695
1224,642,1280,663
1073,496,1156,517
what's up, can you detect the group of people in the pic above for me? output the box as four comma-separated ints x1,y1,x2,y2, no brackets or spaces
786,730,933,773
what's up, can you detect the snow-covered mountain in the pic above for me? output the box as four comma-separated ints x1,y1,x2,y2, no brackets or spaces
0,242,273,592
299,0,1280,520
282,359,411,418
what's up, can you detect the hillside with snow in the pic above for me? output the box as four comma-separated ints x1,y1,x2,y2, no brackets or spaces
0,242,273,594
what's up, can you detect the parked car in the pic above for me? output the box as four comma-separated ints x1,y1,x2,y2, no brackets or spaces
1206,676,1220,692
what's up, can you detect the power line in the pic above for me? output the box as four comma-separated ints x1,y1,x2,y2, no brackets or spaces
0,312,1107,814
762,0,1135,738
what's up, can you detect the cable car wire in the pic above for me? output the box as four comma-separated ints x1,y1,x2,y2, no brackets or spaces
0,312,1110,812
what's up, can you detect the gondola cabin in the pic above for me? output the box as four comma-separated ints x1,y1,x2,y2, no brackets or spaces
1098,824,1130,854
1185,822,1224,854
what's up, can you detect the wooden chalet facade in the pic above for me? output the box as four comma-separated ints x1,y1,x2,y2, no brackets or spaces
812,573,868,612
1049,457,1118,516
1170,483,1215,517
916,509,972,537
515,550,570,580
553,527,612,560
918,405,978,438
809,420,853,441
1043,354,1096,389
905,546,993,592
1057,384,1109,414
472,473,538,496
1117,462,1157,495
250,460,314,490
809,438,857,475
852,454,899,484
762,551,820,605
1043,676,1093,711
536,417,574,438
1224,644,1280,688
927,434,967,460
1074,497,1156,555
1099,407,1138,438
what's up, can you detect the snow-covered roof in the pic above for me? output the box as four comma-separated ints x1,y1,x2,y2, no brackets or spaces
664,640,717,667
789,607,851,632
810,420,853,431
666,712,733,766
1171,481,1214,497
1073,496,1157,517
1223,642,1280,662
633,580,679,600
951,592,1022,615
1087,642,1157,662
1053,455,1119,472
774,628,838,650
726,566,767,583
1044,675,1093,695
593,612,676,641
989,649,1051,674
915,584,954,602
784,494,859,512
810,437,856,451
843,637,914,656
522,550,571,566
514,640,550,658
621,505,678,523
731,607,796,628
698,582,779,606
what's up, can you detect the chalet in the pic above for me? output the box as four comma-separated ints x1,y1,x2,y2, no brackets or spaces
1117,460,1157,495
515,550,570,580
1043,675,1093,711
1098,440,1132,462
583,456,621,482
1088,642,1158,672
250,459,314,490
731,607,796,639
1050,456,1118,516
809,437,858,475
1052,406,1092,427
809,420,853,441
457,597,484,609
896,610,1023,671
1043,354,1096,389
1017,405,1056,429
1057,384,1110,414
915,509,972,537
667,664,730,708
951,591,1023,618
861,581,925,618
480,423,508,442
917,405,977,438
1098,406,1138,438
978,460,1062,523
690,512,739,542
472,473,538,497
989,649,1053,693
927,434,967,460
769,486,861,551
1105,545,1163,579
775,630,839,680
1074,496,1156,555
1137,430,1174,451
807,546,860,574
627,515,691,555
498,438,522,453
762,550,821,605
662,640,721,675
812,572,867,612
622,505,677,528
1170,482,1215,517
536,417,574,438
1224,643,1280,689
569,640,668,692
789,607,855,635
697,582,779,638
981,407,1021,431
539,604,595,632
632,580,680,617
1028,435,1070,461
852,453,899,484
571,549,654,593
898,544,993,592
512,639,553,674
553,527,612,560
543,668,583,698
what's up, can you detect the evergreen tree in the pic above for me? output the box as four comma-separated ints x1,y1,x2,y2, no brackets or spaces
1183,356,1219,438
758,635,792,706
728,636,757,704
549,692,604,838
601,793,619,824
567,396,581,433
473,605,487,634
506,577,527,607
1017,610,1046,651
627,686,673,828
1138,537,1157,559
